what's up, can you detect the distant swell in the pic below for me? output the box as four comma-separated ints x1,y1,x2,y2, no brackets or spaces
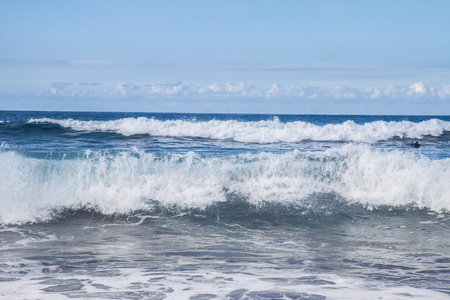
28,117,450,143
1,145,449,224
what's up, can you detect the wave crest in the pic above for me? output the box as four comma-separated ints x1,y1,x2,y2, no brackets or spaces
28,117,450,143
1,145,449,224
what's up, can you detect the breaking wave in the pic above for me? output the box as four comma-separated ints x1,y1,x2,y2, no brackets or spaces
28,117,450,143
1,144,449,224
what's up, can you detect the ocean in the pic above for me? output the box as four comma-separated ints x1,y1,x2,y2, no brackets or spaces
1,111,450,300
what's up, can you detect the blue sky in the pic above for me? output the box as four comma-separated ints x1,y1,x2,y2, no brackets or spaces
1,0,450,114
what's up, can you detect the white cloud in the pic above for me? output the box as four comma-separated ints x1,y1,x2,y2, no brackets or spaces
369,88,382,98
196,82,259,97
437,85,450,98
285,85,305,98
265,84,281,97
34,80,450,101
145,82,185,96
382,84,408,98
408,82,427,96
39,82,75,96
328,85,358,99
113,83,140,97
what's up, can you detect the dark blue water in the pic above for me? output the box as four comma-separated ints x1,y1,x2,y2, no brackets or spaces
1,111,450,299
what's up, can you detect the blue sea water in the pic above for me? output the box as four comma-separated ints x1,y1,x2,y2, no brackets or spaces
1,111,450,299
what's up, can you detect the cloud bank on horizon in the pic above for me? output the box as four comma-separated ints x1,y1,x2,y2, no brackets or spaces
1,0,449,114
35,80,450,101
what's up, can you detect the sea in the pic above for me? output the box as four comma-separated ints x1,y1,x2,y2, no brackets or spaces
1,111,450,300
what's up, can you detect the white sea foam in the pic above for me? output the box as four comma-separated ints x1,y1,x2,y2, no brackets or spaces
1,263,448,300
1,145,450,224
28,117,450,143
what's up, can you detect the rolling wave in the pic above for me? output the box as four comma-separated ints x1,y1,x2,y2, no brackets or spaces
28,117,450,143
1,144,449,224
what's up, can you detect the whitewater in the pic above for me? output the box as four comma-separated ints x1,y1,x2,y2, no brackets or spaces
1,111,450,299
28,116,450,143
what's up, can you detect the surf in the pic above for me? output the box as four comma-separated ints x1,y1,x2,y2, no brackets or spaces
27,117,450,143
1,144,449,225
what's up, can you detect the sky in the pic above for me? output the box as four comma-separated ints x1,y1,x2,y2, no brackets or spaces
1,0,450,114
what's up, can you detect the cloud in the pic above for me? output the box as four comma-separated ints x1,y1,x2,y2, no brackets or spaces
33,80,450,101
144,81,185,96
265,82,450,100
39,81,75,96
265,84,281,98
408,82,427,96
381,84,408,98
196,82,259,97
328,85,358,99
113,83,140,97
368,88,382,98
369,81,450,100
437,85,450,98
